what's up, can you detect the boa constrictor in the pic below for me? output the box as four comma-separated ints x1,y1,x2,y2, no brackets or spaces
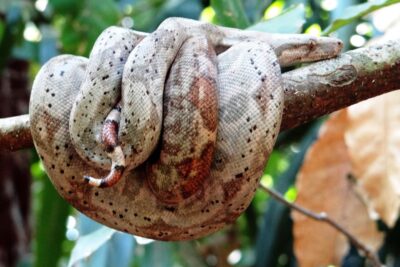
29,18,342,240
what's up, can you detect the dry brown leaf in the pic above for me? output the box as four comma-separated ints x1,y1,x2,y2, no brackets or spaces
293,110,383,267
345,91,400,227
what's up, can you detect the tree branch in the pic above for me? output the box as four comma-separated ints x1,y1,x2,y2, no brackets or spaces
0,39,399,151
281,38,400,130
258,184,383,267
0,115,31,151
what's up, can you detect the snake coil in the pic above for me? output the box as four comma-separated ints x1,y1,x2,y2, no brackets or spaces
29,18,342,240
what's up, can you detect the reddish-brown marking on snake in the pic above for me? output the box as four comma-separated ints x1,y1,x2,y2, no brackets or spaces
223,176,245,201
187,76,218,132
102,120,119,152
179,142,214,198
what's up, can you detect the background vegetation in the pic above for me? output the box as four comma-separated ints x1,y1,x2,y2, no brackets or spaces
1,0,399,266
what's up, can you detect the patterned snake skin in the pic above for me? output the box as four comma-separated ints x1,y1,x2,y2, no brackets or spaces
29,18,342,240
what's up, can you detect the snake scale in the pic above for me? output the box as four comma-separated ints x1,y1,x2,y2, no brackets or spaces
29,18,342,240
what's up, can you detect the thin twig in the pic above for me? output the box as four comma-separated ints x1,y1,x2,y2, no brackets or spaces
258,184,383,267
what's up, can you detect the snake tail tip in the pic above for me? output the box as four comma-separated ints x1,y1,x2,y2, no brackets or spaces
83,175,102,187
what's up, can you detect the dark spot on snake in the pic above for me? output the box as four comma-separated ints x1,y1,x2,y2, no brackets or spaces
241,154,245,158
109,202,113,206
247,117,251,122
71,176,75,180
51,93,55,97
164,206,176,212
51,164,55,169
48,104,52,108
49,74,54,77
60,169,64,174
45,88,49,93
247,138,251,143
60,71,64,76
270,94,274,100
102,75,109,80
235,173,243,178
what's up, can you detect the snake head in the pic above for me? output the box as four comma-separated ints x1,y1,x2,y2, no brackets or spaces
270,34,344,67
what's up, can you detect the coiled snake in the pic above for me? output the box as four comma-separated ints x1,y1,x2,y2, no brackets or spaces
29,18,342,240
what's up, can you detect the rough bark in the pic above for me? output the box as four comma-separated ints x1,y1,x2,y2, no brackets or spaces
281,39,400,130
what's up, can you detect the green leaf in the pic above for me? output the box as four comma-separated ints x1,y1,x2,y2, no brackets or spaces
57,0,120,56
323,0,400,35
73,214,136,267
34,175,71,267
67,226,117,267
211,0,250,28
141,242,174,267
247,4,305,34
49,0,84,15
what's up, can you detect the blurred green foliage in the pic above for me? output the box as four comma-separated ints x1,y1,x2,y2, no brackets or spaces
1,0,400,266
